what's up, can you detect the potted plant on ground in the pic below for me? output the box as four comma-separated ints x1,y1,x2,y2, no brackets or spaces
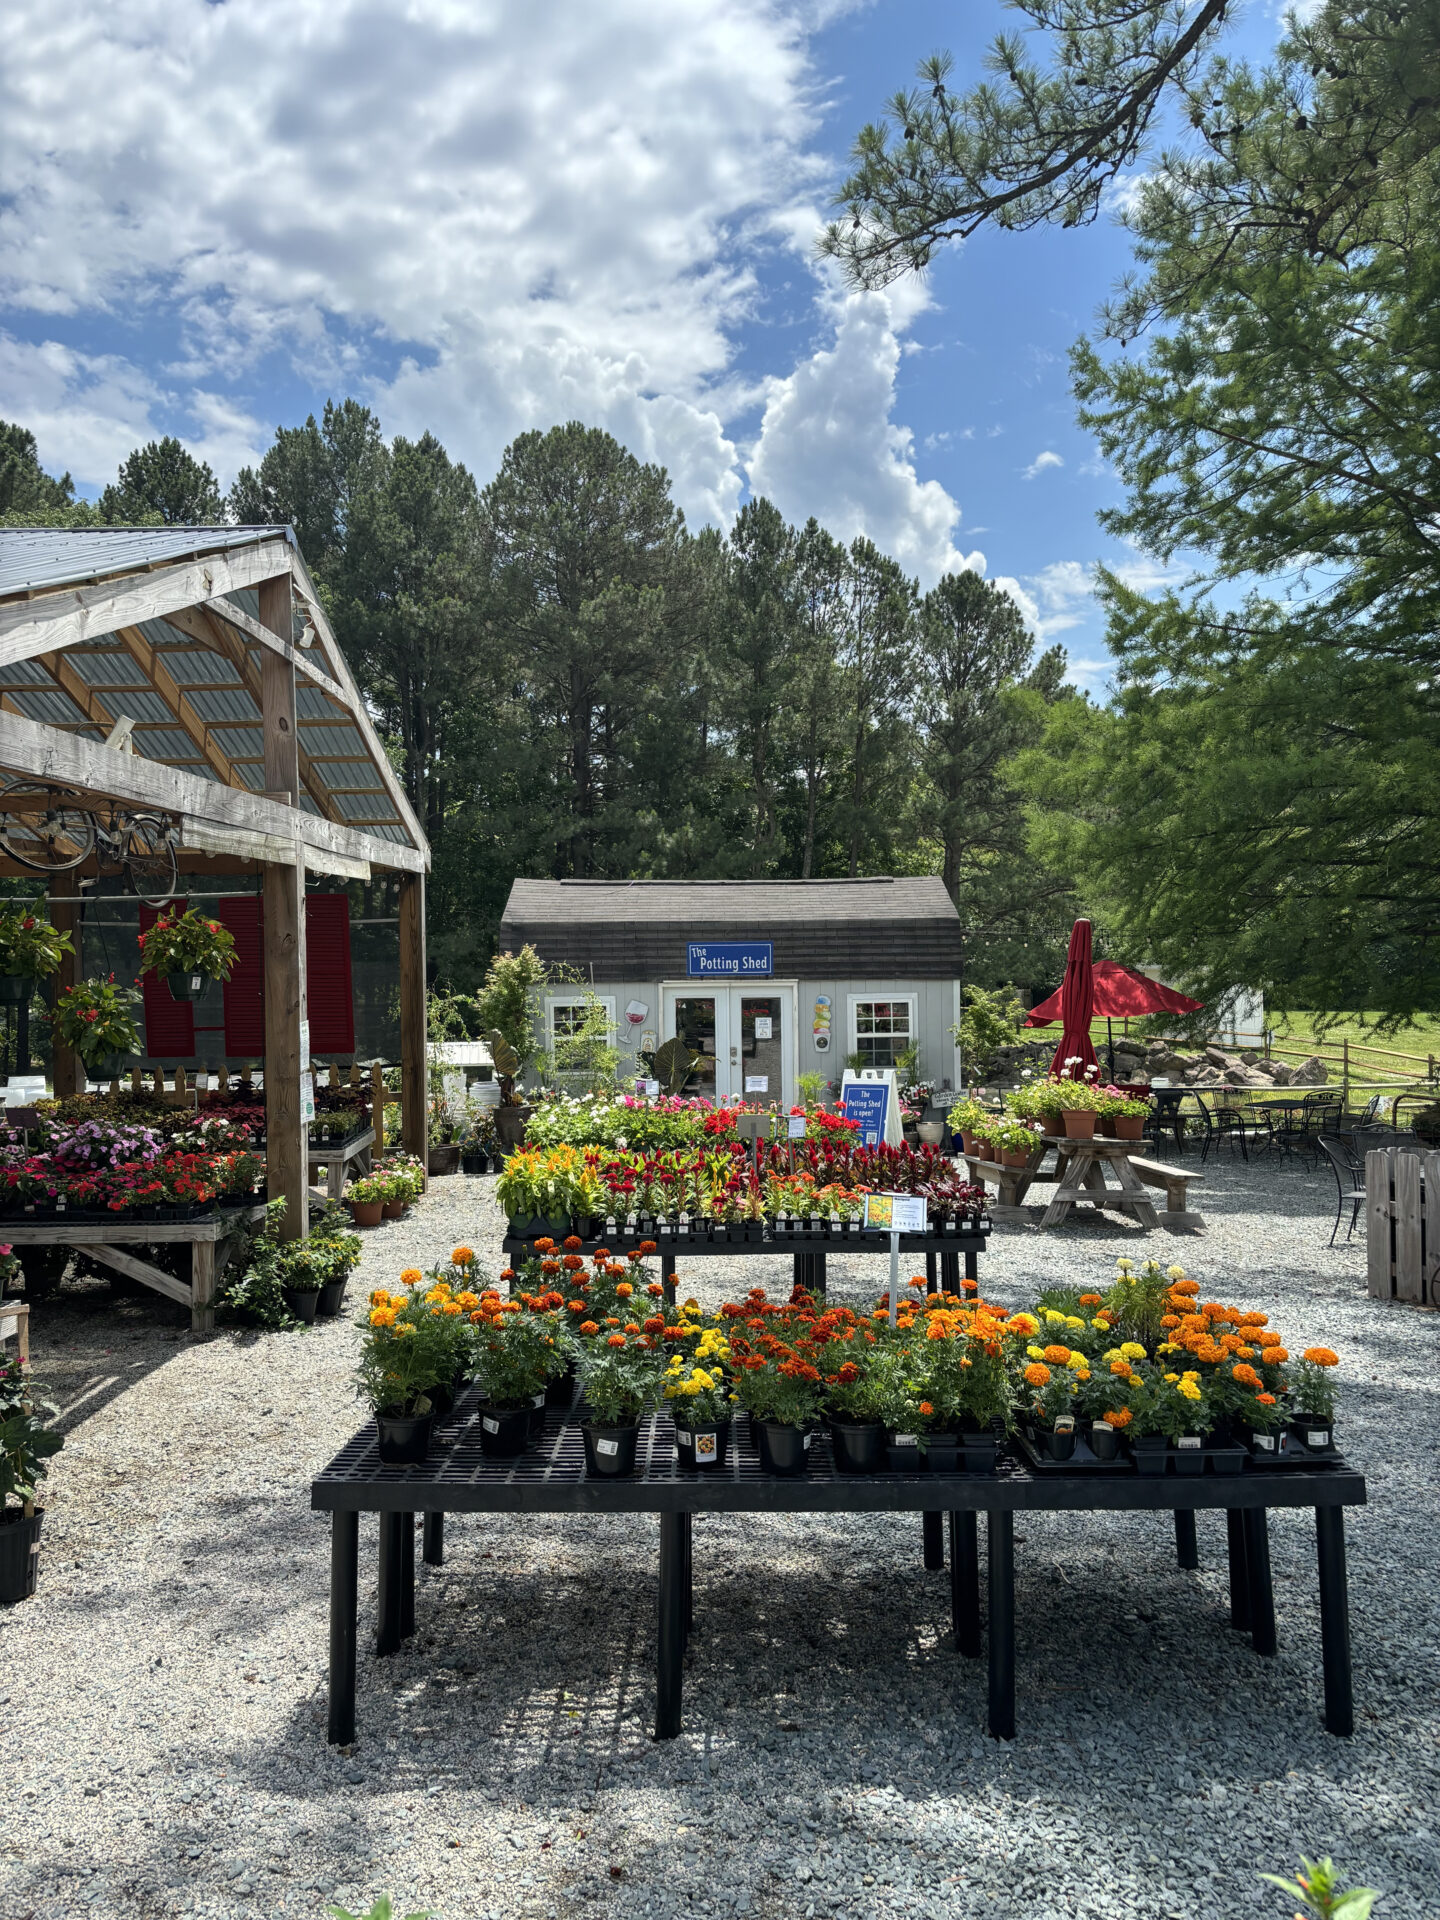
355,1285,457,1462
476,944,549,1149
468,1292,566,1457
50,975,143,1082
0,1350,62,1602
573,1320,664,1476
136,906,237,1001
664,1327,735,1470
0,899,72,1006
343,1172,389,1229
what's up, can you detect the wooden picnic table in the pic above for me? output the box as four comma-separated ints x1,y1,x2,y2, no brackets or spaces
1038,1133,1160,1229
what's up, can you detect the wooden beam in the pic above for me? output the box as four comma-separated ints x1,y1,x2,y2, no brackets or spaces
80,1242,191,1310
0,705,426,872
49,871,82,1097
398,870,428,1159
0,537,296,668
202,598,349,704
259,576,300,805
265,837,309,1244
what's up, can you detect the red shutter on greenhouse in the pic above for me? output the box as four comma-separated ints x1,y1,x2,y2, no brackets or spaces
217,893,354,1059
138,901,196,1058
305,893,355,1055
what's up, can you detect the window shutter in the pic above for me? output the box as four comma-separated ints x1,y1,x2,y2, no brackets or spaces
219,898,265,1058
305,893,355,1055
138,902,195,1059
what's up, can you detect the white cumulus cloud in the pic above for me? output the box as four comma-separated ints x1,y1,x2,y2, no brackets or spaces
1022,449,1065,479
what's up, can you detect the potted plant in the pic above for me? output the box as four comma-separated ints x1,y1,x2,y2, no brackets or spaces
1047,1072,1104,1139
1289,1347,1339,1452
135,906,237,1001
343,1172,388,1229
469,1294,566,1458
729,1329,823,1476
664,1330,735,1470
0,1351,62,1602
51,975,142,1081
1018,1351,1083,1460
0,900,72,1005
573,1321,664,1476
355,1284,458,1462
949,1096,988,1155
1097,1086,1153,1140
476,944,549,1147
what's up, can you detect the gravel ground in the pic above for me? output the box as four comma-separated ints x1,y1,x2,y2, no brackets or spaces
3,1150,1439,1920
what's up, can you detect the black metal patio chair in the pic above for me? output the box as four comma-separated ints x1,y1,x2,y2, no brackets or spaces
1215,1099,1271,1161
1315,1134,1367,1247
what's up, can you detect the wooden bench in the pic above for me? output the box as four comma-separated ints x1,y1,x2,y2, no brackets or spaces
0,1296,29,1364
1129,1156,1205,1231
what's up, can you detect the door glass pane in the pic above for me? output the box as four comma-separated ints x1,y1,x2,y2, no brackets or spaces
674,997,718,1096
739,996,782,1102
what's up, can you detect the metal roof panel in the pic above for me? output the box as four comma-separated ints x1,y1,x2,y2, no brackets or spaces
187,687,260,723
65,650,150,688
9,687,91,725
0,526,295,597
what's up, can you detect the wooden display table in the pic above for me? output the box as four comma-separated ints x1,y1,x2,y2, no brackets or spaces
1,1204,266,1333
308,1125,376,1203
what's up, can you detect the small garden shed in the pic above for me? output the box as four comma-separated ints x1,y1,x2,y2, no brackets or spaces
0,526,431,1246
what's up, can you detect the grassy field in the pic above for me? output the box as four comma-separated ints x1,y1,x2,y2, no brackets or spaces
1079,1010,1440,1089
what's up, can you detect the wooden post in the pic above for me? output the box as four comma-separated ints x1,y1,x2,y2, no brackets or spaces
48,873,83,1097
1342,1038,1350,1107
398,871,427,1160
260,572,309,1242
191,1238,215,1337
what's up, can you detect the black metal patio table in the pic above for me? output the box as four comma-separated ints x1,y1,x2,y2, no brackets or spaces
313,1400,1365,1750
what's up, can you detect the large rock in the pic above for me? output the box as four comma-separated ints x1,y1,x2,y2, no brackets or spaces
1189,1065,1225,1085
1289,1056,1329,1085
1155,1051,1192,1078
1204,1044,1237,1070
1269,1061,1293,1086
1251,1057,1280,1078
1240,1049,1261,1066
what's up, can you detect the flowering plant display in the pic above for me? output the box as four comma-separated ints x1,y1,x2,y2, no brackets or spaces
1291,1349,1339,1421
0,1351,63,1513
50,976,141,1064
663,1325,733,1427
356,1278,466,1414
572,1315,667,1427
467,1287,566,1407
0,900,72,979
136,906,237,981
50,1119,162,1170
1095,1085,1153,1118
344,1173,391,1207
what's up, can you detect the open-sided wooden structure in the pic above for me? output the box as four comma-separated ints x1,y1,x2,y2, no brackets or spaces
0,527,431,1247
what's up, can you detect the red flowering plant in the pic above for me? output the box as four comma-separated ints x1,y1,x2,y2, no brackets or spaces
135,907,237,982
725,1286,826,1430
0,899,73,979
50,976,142,1065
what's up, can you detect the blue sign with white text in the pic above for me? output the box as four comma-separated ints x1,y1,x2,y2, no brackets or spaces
686,941,773,978
840,1080,889,1147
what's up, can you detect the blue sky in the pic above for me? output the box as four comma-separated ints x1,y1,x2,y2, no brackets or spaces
0,0,1295,689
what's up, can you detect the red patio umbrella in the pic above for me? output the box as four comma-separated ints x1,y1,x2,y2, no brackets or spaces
1026,952,1205,1081
1046,919,1099,1079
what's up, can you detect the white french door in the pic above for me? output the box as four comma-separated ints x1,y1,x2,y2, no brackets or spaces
661,984,795,1106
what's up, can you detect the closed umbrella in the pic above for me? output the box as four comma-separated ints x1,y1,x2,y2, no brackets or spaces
1048,919,1099,1080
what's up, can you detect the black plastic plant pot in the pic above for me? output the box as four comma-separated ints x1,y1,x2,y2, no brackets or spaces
460,1151,486,1176
480,1405,531,1458
1172,1437,1206,1474
1041,1425,1076,1463
923,1434,961,1474
283,1285,321,1326
885,1434,925,1474
545,1363,578,1410
0,973,35,1006
1289,1411,1334,1453
759,1419,809,1477
962,1433,1000,1475
1088,1422,1121,1463
674,1419,731,1471
1131,1434,1169,1476
583,1420,639,1477
316,1278,349,1319
166,970,209,1001
428,1380,456,1420
829,1419,884,1475
0,1507,43,1601
526,1392,547,1441
84,1052,131,1082
375,1409,434,1465
1244,1425,1283,1461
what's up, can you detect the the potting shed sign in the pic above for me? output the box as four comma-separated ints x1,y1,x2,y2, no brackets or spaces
686,941,773,977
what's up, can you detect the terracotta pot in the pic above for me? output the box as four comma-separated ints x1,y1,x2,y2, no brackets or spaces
1061,1109,1097,1139
959,1130,976,1155
348,1199,384,1228
382,1199,406,1218
1001,1147,1031,1168
1098,1114,1117,1137
1112,1114,1144,1140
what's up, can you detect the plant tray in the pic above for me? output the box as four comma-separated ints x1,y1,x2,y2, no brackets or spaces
1250,1433,1347,1470
1011,1427,1134,1475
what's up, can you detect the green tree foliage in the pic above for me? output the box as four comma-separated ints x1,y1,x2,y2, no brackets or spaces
0,421,75,515
100,436,223,523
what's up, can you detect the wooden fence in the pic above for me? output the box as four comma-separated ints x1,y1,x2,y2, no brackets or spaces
1367,1148,1440,1307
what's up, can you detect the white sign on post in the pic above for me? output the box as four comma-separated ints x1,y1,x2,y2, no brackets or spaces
299,1070,316,1124
744,1075,768,1094
861,1193,928,1323
787,1113,807,1140
299,1019,311,1074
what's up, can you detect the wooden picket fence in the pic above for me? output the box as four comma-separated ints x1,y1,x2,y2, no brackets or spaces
1366,1148,1440,1307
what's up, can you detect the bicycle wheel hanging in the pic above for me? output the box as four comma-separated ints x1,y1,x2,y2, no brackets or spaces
0,780,96,873
119,814,179,907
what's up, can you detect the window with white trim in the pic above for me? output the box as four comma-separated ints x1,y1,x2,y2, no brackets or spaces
849,995,916,1070
546,997,616,1070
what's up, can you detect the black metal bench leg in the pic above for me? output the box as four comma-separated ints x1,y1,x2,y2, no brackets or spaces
940,1250,960,1294
923,1509,944,1570
986,1510,1015,1740
656,1511,684,1739
964,1249,978,1287
950,1512,981,1658
1227,1509,1251,1631
422,1510,444,1566
1244,1507,1277,1656
662,1252,676,1307
1174,1509,1199,1570
814,1249,825,1300
328,1511,358,1745
400,1511,416,1639
377,1511,404,1656
925,1252,937,1296
1316,1506,1354,1736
